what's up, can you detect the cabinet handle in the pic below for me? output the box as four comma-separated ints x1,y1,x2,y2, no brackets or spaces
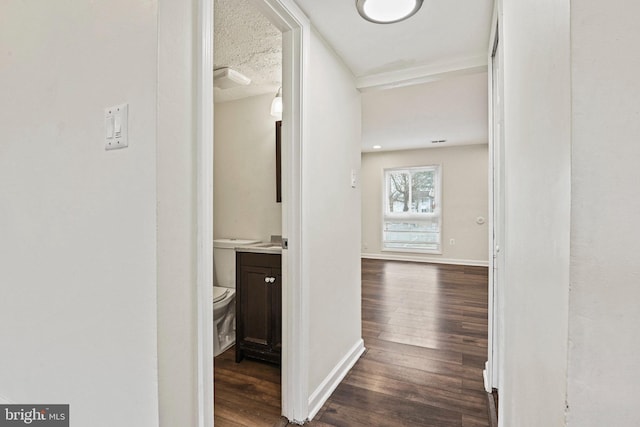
269,277,276,283
264,277,270,283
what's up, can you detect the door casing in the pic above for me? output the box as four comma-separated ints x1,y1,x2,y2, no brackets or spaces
486,2,504,393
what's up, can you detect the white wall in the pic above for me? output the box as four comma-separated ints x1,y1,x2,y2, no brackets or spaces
361,145,488,265
306,28,363,400
567,1,640,425
0,1,160,425
214,94,282,242
498,0,572,425
156,0,199,425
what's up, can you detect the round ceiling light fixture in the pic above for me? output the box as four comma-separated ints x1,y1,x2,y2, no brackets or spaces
356,0,424,24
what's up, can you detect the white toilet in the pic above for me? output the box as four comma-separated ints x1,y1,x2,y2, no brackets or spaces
213,238,260,357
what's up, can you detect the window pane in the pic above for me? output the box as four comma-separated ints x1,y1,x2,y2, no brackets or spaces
411,170,436,213
383,166,441,253
387,171,410,213
383,220,440,249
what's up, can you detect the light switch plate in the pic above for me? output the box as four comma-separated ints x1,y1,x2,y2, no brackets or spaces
105,104,128,150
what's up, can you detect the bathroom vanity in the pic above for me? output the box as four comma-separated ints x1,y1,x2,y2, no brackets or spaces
235,244,282,365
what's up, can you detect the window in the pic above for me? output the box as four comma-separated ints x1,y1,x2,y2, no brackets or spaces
383,166,441,253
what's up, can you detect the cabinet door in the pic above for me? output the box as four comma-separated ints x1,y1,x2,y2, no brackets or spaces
238,265,272,347
271,267,282,353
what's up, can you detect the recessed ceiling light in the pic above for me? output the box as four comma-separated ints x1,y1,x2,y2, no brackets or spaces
356,0,424,24
373,145,382,150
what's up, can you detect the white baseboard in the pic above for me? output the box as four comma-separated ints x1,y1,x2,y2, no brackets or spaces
362,252,489,267
483,362,491,392
307,339,365,421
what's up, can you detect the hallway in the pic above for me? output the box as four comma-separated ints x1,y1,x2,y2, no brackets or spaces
214,259,489,426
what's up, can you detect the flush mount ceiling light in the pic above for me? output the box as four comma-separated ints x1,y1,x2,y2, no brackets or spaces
356,0,424,24
213,67,251,89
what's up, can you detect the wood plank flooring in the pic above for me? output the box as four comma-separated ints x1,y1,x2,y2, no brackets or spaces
214,259,489,426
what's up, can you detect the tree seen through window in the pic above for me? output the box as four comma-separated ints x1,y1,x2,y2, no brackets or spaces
384,166,441,253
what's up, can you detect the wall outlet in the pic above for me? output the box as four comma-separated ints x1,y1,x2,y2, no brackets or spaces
449,238,456,245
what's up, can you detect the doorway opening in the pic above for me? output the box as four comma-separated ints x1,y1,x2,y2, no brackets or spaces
358,71,492,424
197,0,310,425
212,0,284,422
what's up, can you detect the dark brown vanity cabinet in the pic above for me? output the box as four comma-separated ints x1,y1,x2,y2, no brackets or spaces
235,252,281,365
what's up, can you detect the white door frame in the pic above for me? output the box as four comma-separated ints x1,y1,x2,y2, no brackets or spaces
251,0,310,422
486,2,502,393
195,0,311,425
195,0,215,425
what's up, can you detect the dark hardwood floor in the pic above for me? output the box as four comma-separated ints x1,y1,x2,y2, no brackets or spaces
214,259,489,427
214,348,282,427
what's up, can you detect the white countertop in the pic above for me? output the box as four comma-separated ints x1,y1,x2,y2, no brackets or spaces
234,242,282,254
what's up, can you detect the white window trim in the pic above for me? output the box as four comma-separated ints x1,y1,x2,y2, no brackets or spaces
382,165,443,255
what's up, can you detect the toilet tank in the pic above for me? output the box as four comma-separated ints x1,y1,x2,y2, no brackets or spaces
213,238,260,288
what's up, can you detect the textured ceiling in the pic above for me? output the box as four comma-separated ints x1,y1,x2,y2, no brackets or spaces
214,0,281,103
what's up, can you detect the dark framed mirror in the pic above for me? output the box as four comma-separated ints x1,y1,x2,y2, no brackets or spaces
276,120,282,203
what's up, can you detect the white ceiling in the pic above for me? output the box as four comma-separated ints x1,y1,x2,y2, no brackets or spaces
361,72,488,152
294,0,493,85
294,0,493,152
214,0,281,103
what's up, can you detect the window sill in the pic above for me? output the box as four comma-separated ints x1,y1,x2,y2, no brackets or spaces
382,247,442,255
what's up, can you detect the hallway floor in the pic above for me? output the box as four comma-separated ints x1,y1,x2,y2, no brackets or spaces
214,259,490,426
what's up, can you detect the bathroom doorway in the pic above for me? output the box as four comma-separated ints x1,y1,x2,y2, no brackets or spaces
206,0,310,424
212,0,284,422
